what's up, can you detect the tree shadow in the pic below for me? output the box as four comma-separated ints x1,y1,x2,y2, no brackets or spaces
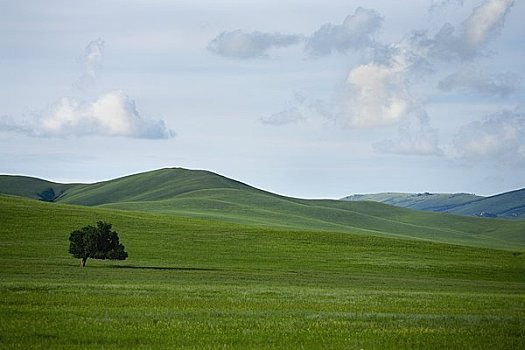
109,265,221,272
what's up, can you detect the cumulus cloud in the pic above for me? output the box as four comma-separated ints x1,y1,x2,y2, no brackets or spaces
453,109,525,163
339,0,515,129
340,40,444,155
209,7,382,59
439,66,521,97
208,30,301,59
0,39,174,139
305,7,383,56
251,0,516,162
343,57,411,128
463,0,514,53
74,38,105,90
413,0,514,61
1,91,173,139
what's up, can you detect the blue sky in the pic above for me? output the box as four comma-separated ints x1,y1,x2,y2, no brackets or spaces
1,0,524,198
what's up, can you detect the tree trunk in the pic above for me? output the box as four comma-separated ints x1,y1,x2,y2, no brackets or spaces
81,257,87,267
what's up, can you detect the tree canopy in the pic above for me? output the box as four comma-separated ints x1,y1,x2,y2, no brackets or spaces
68,221,128,267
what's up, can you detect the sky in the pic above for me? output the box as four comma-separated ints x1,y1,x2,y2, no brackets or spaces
1,0,524,198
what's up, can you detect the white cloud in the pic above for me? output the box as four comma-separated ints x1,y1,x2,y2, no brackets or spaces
0,39,174,139
438,66,521,97
74,38,105,90
338,0,516,130
209,7,382,59
342,41,444,155
343,58,411,128
463,0,514,53
1,91,173,139
207,30,301,59
244,1,517,164
305,7,383,56
454,109,525,163
413,0,514,61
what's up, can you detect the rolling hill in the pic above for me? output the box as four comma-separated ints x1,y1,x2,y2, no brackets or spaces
1,193,524,349
0,175,76,201
343,189,525,219
0,168,256,205
1,169,524,348
0,167,524,250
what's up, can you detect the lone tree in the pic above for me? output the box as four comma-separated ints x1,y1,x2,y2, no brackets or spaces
68,221,128,267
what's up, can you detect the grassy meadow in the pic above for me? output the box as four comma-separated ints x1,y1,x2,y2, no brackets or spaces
1,194,524,349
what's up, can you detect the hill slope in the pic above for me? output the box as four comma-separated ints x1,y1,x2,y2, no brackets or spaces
1,195,524,349
451,188,525,218
57,168,261,206
97,188,525,250
0,175,76,202
343,189,525,219
1,168,524,250
0,168,258,205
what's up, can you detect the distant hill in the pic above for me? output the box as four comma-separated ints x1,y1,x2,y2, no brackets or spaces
342,192,483,211
0,167,524,250
342,189,525,219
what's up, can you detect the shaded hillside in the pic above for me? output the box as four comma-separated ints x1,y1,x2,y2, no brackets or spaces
343,190,525,219
343,192,482,211
451,188,525,218
0,175,75,202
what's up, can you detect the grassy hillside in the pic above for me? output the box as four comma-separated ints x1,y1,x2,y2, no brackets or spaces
0,174,75,201
343,190,525,219
99,188,525,250
58,168,260,206
1,168,524,250
3,169,523,222
0,168,262,205
0,195,524,349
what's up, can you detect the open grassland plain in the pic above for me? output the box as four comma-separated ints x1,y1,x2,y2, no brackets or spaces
1,195,524,349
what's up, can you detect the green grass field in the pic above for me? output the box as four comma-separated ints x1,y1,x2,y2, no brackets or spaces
1,194,524,349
